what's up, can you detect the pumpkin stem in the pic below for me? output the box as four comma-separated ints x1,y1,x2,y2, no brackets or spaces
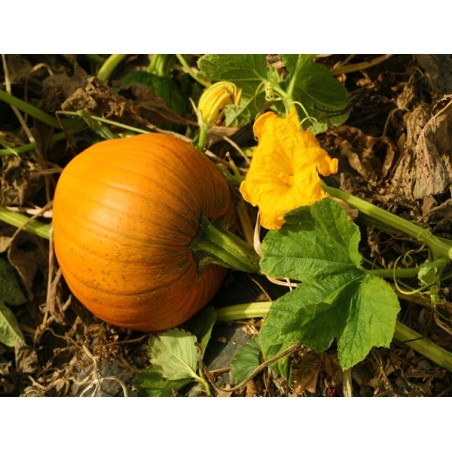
190,216,260,274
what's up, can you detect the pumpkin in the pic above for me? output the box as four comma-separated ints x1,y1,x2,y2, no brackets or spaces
52,133,236,332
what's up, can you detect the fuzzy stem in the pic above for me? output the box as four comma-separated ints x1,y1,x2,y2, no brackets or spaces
97,54,127,82
0,207,51,240
190,216,260,274
322,183,452,262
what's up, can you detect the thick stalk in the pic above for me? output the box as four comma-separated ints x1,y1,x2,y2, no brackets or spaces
147,54,174,77
190,216,260,274
0,207,51,240
97,54,127,82
394,322,452,372
322,183,452,261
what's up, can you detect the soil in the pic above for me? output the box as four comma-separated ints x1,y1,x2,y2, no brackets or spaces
0,54,451,397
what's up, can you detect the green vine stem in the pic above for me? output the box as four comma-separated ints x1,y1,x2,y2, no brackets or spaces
0,89,64,129
175,54,211,88
322,183,452,262
147,54,174,77
393,322,452,372
0,207,51,240
0,122,86,156
190,216,260,274
97,54,127,82
215,301,452,372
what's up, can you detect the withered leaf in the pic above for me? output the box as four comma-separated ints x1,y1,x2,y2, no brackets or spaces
391,97,452,199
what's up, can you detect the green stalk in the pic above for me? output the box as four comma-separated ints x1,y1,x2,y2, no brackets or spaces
367,266,422,279
322,183,452,262
147,54,174,77
284,54,304,111
97,54,127,82
197,125,208,151
216,301,452,372
394,322,452,372
175,54,210,88
0,207,51,240
190,216,260,274
0,122,86,156
0,89,63,129
367,258,448,281
216,302,272,322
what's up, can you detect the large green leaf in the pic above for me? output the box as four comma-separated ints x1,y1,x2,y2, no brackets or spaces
261,198,362,282
198,54,269,82
259,198,400,374
280,54,349,133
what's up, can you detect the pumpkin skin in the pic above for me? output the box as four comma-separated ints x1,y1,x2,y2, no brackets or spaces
52,133,236,332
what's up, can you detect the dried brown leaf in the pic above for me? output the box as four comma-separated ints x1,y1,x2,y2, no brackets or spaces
391,97,452,199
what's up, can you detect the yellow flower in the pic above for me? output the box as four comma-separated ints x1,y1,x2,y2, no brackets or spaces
240,108,338,230
197,81,241,128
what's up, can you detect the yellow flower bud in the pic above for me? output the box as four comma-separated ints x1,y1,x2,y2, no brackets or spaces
197,81,242,128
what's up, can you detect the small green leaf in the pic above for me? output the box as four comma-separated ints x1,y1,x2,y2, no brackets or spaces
182,305,216,359
133,368,193,397
0,258,27,306
0,302,25,347
231,337,261,385
148,328,200,381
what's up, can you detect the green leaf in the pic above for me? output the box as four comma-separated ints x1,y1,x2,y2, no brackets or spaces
119,71,187,116
259,198,400,373
133,367,193,397
181,305,216,359
0,258,27,306
261,198,362,282
135,328,209,396
0,302,25,347
230,337,261,385
149,328,200,381
198,54,269,82
280,54,349,133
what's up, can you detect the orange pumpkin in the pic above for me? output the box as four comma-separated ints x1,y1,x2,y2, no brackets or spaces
52,133,236,331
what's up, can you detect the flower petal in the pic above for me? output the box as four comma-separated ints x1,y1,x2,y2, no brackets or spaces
240,108,338,230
